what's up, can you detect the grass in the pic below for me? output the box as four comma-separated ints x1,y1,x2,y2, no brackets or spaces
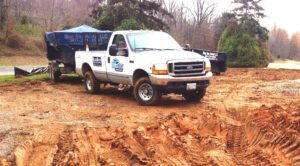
0,74,49,85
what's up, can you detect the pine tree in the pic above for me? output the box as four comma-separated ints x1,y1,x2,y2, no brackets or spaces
217,0,270,68
233,0,265,21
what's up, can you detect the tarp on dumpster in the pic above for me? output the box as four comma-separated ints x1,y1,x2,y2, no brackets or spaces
45,25,112,46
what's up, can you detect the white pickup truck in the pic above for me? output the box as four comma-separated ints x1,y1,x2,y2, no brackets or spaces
75,31,212,105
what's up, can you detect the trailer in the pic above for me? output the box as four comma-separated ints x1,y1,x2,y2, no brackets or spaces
44,25,112,82
187,49,227,75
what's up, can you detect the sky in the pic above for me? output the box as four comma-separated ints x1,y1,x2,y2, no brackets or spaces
208,0,300,36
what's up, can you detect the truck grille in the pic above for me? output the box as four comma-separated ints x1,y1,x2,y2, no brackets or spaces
168,61,205,77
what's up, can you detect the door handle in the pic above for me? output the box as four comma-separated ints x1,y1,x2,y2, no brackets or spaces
108,57,110,63
129,60,134,63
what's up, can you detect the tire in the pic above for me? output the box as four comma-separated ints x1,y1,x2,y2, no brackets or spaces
84,71,100,94
183,88,206,102
49,65,60,83
133,77,161,106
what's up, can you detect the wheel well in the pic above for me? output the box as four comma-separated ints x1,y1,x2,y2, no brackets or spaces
133,69,148,85
82,63,92,75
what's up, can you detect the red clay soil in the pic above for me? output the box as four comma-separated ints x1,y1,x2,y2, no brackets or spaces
0,68,299,166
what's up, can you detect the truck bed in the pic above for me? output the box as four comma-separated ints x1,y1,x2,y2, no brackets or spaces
75,51,107,77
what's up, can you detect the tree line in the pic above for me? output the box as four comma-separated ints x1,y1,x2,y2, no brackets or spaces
0,0,299,65
269,27,300,60
0,0,97,31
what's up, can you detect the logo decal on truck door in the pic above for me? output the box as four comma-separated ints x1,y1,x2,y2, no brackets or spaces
112,58,124,72
93,57,102,67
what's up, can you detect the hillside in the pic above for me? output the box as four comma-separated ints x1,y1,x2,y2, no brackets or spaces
0,24,47,66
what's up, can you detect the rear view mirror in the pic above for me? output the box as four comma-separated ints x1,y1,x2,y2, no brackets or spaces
109,44,118,56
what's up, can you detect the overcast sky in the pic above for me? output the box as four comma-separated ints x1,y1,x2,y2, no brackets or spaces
207,0,300,36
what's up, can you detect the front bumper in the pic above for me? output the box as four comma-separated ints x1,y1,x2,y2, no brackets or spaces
149,72,213,86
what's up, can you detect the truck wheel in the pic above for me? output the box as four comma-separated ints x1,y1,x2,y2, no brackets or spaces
84,71,100,94
134,77,161,106
183,88,206,102
49,65,60,83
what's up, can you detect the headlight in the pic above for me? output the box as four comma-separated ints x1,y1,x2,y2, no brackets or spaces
152,64,168,75
205,60,211,72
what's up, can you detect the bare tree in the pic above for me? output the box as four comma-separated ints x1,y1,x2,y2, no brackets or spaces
161,0,216,49
189,0,215,27
268,26,290,59
289,33,300,60
189,0,216,49
5,0,97,31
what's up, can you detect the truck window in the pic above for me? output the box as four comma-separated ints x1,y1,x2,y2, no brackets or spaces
113,35,127,56
127,32,182,51
113,35,127,47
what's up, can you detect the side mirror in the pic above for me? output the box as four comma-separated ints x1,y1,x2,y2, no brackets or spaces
109,44,118,56
185,44,191,50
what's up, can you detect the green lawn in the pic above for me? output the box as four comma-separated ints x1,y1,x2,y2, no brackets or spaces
0,74,49,85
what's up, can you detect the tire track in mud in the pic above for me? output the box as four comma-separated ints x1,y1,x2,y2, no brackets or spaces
220,83,300,166
13,126,116,166
225,116,280,166
5,111,300,166
128,113,231,166
249,106,300,165
52,127,100,165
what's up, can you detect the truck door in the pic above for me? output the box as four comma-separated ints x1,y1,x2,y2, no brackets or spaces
106,34,131,84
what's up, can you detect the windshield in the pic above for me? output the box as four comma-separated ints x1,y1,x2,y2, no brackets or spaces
127,32,182,51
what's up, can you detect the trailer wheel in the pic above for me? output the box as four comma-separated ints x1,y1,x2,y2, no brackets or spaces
183,88,206,102
134,77,161,106
84,71,100,94
49,65,60,83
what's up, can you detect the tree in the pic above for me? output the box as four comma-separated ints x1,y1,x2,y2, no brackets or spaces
268,26,290,59
213,12,236,48
218,0,270,67
91,0,171,30
189,0,215,27
289,33,300,60
232,0,266,21
161,0,216,49
0,0,7,31
189,0,216,49
218,23,269,67
231,0,268,42
3,0,97,31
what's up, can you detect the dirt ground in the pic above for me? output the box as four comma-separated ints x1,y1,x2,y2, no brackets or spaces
0,68,299,166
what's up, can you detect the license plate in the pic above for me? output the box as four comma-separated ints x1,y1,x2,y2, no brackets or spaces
186,83,197,90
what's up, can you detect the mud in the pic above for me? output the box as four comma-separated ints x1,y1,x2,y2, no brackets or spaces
0,68,299,166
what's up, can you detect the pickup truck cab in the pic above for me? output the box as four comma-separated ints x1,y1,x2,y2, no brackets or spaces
75,30,212,105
